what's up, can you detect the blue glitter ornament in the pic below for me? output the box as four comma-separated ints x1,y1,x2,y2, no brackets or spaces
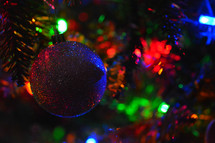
206,120,215,143
30,41,106,118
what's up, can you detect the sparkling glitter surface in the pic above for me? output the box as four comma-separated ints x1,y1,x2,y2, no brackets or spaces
30,41,106,118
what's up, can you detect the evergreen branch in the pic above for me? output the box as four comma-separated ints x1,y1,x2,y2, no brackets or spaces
0,0,50,86
64,0,82,6
45,0,81,7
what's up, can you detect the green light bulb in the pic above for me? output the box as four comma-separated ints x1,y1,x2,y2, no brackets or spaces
57,19,68,34
158,102,170,113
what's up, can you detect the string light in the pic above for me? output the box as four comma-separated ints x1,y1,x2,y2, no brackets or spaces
199,15,215,26
98,15,105,23
86,138,97,143
158,102,170,113
57,18,68,34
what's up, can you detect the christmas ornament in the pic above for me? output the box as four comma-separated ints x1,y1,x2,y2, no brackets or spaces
30,41,106,117
206,120,215,143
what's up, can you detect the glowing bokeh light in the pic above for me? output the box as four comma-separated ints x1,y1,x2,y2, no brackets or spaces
117,103,125,111
199,15,215,26
98,15,105,23
53,127,65,141
158,68,163,75
146,85,154,94
86,138,97,143
199,16,209,24
25,82,33,96
107,48,116,58
79,12,89,22
134,49,141,58
57,19,68,34
192,130,199,137
178,84,183,89
158,102,170,113
191,114,198,119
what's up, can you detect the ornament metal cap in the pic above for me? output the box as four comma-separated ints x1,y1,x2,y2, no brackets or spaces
51,29,66,44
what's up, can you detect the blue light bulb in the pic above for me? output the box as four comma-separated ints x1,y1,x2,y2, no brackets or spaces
86,138,97,143
199,15,215,26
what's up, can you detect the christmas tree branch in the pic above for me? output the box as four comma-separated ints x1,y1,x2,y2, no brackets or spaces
0,0,50,86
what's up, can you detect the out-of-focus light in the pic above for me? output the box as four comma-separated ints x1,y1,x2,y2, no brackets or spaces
192,130,199,137
97,29,103,35
98,15,105,23
86,138,97,143
134,49,141,58
117,103,125,111
199,15,215,26
191,114,198,119
158,68,163,75
53,127,65,141
25,82,33,96
79,12,89,22
57,19,68,34
158,102,170,113
48,42,53,45
153,65,161,73
178,84,183,89
32,18,36,22
199,16,209,24
146,85,154,94
107,48,116,58
49,27,55,36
